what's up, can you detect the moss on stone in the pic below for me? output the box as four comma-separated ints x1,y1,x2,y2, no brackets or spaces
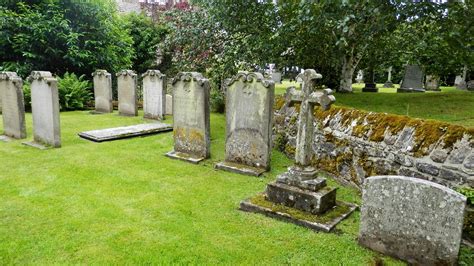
274,95,286,110
249,193,352,224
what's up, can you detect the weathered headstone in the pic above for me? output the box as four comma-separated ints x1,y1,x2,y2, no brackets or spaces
165,94,172,115
467,80,474,91
0,72,26,140
240,69,356,232
454,75,463,86
359,175,466,265
142,70,166,120
383,66,394,88
92,70,113,113
165,72,210,163
24,71,61,149
116,70,138,116
362,83,378,93
398,65,425,93
425,75,441,91
271,72,282,84
215,72,275,176
356,70,364,83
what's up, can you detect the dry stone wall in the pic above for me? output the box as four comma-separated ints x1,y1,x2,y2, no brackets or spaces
273,96,474,190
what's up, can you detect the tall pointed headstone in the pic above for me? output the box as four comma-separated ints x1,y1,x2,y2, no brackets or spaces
215,72,275,176
165,72,210,163
0,72,26,140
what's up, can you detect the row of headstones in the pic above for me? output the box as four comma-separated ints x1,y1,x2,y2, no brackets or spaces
0,71,60,148
92,69,169,119
359,65,474,92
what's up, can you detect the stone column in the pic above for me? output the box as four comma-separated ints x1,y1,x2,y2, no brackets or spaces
0,72,26,139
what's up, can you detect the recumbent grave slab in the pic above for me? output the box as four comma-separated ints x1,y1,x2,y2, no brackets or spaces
23,71,61,149
142,70,166,120
0,72,26,140
78,122,172,142
92,70,113,114
359,175,466,265
165,72,210,164
240,69,356,232
215,72,274,176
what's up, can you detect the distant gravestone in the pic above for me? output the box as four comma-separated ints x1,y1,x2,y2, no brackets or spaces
92,70,113,113
362,83,378,93
454,75,463,86
467,80,474,91
0,72,26,140
116,70,138,116
165,72,210,163
383,66,394,88
359,176,466,265
356,70,364,83
425,75,440,91
142,70,166,120
271,72,282,84
215,72,275,176
398,65,425,93
24,71,61,149
165,94,172,115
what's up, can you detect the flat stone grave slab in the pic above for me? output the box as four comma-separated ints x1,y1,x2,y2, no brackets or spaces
240,193,357,232
215,161,267,177
78,123,172,142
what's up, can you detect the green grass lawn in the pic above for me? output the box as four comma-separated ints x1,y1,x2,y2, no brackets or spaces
0,111,472,264
0,111,402,264
276,81,474,128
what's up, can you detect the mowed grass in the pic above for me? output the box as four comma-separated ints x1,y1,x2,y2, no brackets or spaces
0,111,407,264
276,81,474,128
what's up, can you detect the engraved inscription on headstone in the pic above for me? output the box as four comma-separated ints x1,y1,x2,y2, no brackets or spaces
165,72,210,163
25,71,61,148
142,70,166,120
398,65,425,93
92,70,113,113
359,175,466,265
0,72,26,139
215,72,275,176
117,70,138,116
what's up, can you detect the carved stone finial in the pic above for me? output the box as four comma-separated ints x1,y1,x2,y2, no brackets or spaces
27,71,53,82
92,70,110,77
142,69,165,79
116,70,137,77
172,72,208,87
227,71,274,88
0,71,20,81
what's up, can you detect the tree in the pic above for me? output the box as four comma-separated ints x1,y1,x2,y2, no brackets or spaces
0,0,133,77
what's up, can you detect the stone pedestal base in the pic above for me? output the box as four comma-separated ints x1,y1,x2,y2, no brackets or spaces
362,83,378,92
166,150,206,164
215,161,267,177
239,194,357,232
397,88,426,93
22,141,51,150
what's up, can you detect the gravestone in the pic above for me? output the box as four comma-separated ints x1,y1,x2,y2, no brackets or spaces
92,70,113,113
116,70,138,116
362,83,378,93
240,69,356,232
454,75,463,86
398,65,425,93
356,70,364,83
142,70,166,120
215,72,275,176
467,80,474,91
425,75,440,91
79,122,172,142
165,72,210,163
359,175,466,265
24,71,61,149
383,66,394,88
0,72,26,140
165,94,172,115
271,72,282,84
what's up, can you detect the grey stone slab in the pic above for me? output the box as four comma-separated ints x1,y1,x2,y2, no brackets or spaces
165,94,172,115
92,70,113,113
167,72,210,162
0,72,26,139
142,70,166,120
217,72,274,174
116,70,138,116
359,175,466,265
0,135,12,142
398,65,425,93
425,75,441,91
215,161,267,177
78,122,172,142
22,141,50,150
239,197,357,232
165,150,205,164
28,71,61,148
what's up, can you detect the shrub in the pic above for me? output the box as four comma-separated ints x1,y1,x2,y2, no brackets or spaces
57,72,92,111
458,187,474,206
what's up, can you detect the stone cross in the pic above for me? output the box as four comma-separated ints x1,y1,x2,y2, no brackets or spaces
387,66,392,82
288,69,335,168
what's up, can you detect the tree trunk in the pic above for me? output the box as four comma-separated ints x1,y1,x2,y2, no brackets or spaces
339,55,355,93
